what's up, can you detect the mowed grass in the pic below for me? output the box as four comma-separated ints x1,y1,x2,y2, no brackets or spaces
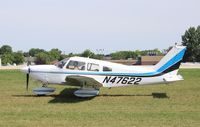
0,69,200,127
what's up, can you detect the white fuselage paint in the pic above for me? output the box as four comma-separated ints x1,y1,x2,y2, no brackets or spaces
28,64,180,88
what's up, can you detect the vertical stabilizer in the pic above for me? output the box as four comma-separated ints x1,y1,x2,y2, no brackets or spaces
154,45,186,74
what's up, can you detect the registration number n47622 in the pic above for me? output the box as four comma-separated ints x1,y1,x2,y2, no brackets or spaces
103,76,142,85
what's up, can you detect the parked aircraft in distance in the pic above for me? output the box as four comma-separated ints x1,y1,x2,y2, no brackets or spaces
21,45,186,97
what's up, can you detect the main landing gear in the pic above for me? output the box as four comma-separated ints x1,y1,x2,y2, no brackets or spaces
74,87,100,98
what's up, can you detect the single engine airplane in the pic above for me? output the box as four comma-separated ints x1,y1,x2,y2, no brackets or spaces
21,45,186,97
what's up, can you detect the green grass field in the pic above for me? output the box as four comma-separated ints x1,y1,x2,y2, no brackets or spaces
0,69,200,127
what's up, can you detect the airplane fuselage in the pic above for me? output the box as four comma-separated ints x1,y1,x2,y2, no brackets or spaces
26,64,182,88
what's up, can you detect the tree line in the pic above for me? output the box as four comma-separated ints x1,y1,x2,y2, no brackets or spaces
0,46,163,65
0,26,200,65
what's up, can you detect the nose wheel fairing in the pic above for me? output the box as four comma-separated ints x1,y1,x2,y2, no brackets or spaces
33,87,56,95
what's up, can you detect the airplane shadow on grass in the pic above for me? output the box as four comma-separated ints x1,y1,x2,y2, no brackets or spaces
13,88,169,104
49,90,169,104
13,88,95,103
48,90,169,103
48,88,95,103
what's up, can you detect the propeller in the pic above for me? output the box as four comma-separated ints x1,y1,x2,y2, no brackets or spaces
26,67,30,91
26,58,31,91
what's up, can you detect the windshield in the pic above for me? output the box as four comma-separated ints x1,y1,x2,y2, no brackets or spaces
55,58,69,68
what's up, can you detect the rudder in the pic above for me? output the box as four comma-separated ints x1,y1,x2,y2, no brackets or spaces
154,45,186,74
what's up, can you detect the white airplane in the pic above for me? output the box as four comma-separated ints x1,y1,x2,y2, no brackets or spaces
21,45,186,97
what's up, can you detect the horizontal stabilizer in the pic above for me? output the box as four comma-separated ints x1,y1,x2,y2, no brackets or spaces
163,75,183,82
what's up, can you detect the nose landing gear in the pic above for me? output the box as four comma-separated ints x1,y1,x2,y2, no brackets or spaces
33,83,55,95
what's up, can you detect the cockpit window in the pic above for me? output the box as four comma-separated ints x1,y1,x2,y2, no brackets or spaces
87,63,99,71
66,60,85,70
103,66,112,72
55,58,69,68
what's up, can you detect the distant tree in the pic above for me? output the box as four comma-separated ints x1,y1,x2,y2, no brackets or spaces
81,49,95,58
0,45,12,55
63,53,81,58
182,26,200,62
93,54,104,60
140,49,162,56
111,51,137,60
134,50,141,57
1,53,14,65
49,48,62,61
110,49,162,60
29,48,45,57
13,51,24,65
60,54,68,60
23,52,30,57
68,53,75,57
111,52,121,60
35,52,50,65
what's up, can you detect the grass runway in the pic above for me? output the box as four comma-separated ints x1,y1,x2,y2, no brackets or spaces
0,69,200,127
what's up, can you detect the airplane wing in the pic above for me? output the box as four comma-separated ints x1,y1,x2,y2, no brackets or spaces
65,75,103,88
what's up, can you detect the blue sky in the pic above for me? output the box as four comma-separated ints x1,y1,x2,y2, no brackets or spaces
0,0,200,54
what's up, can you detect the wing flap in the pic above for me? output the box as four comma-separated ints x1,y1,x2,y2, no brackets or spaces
65,75,102,88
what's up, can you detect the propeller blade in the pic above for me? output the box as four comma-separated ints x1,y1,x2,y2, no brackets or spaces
26,73,29,91
26,67,30,91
